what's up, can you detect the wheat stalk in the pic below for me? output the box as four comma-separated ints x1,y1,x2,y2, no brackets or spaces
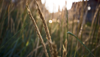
26,4,49,57
35,1,55,57
62,39,67,57
35,0,52,43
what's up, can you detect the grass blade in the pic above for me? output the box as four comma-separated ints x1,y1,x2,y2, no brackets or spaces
67,31,94,57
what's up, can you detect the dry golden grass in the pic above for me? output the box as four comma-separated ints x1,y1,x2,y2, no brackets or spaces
26,3,49,57
62,39,67,57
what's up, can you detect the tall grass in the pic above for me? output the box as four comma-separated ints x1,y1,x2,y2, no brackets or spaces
0,0,100,57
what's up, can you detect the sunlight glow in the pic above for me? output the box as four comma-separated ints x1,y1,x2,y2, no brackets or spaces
88,6,91,10
41,0,82,13
49,20,52,23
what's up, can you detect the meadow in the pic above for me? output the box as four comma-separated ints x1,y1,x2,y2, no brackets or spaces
0,0,100,57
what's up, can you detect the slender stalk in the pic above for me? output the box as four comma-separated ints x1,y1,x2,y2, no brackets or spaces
62,39,67,57
70,15,74,57
35,1,52,42
35,37,39,57
66,8,68,42
27,42,48,57
35,1,55,57
26,4,49,57
67,32,95,57
84,5,100,44
76,5,100,53
66,5,68,57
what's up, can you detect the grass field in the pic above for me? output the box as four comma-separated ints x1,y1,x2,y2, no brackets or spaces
0,0,100,57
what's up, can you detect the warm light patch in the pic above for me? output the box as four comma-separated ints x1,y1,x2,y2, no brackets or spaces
49,20,52,23
88,6,91,10
41,0,82,13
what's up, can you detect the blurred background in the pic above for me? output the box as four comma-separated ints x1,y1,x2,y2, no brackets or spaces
0,0,100,57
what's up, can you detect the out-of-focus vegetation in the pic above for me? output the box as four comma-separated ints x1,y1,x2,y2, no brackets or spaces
0,0,100,57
